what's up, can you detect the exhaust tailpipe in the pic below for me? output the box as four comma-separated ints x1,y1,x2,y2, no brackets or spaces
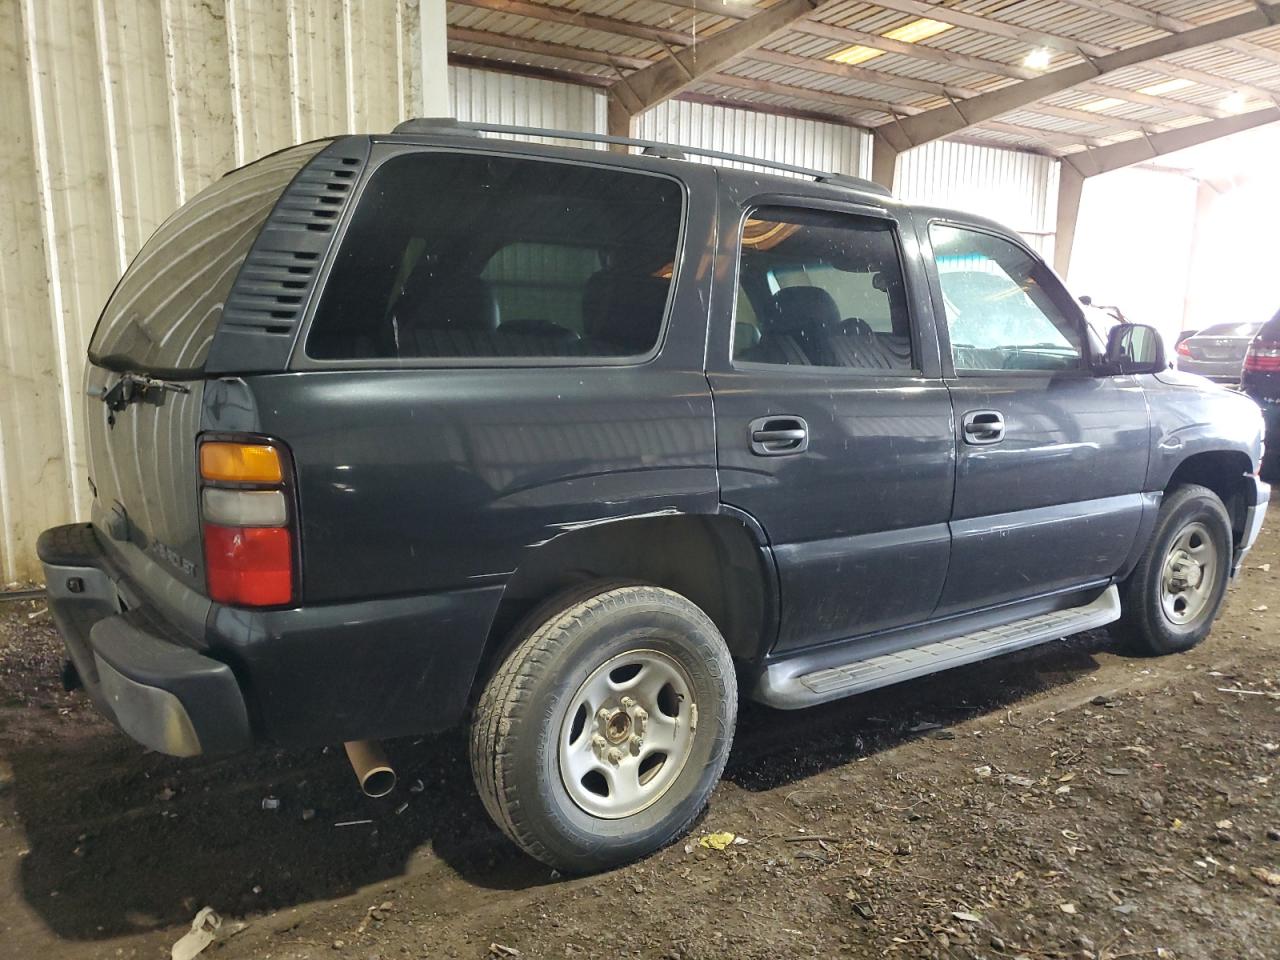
344,740,396,798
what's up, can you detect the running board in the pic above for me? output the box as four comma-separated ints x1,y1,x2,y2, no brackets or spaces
754,586,1121,710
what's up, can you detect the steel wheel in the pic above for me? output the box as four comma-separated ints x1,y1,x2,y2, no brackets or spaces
558,649,696,820
1159,520,1219,626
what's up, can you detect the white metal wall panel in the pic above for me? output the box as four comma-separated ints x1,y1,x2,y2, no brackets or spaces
0,0,414,583
448,65,607,144
895,141,1060,260
635,100,870,179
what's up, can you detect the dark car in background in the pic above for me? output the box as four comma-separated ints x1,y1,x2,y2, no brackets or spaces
1242,310,1280,482
1176,321,1264,382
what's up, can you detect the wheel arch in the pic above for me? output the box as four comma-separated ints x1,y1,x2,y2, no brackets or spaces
472,511,778,697
1163,449,1256,548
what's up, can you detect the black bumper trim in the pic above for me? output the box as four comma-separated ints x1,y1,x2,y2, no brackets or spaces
38,523,252,756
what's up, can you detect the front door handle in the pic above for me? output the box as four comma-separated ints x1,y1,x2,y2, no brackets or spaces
962,410,1005,445
749,416,809,456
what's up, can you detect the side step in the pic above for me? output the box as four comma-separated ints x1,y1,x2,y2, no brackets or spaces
754,586,1121,710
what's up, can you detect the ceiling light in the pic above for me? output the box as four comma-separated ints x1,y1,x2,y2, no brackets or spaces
1137,78,1195,96
883,18,953,44
1024,48,1052,71
1220,91,1248,113
1082,97,1123,112
827,45,885,66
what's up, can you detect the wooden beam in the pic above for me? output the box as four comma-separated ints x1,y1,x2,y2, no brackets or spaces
876,3,1280,152
1062,107,1280,176
608,0,828,118
449,0,699,48
448,28,650,70
1052,0,1280,69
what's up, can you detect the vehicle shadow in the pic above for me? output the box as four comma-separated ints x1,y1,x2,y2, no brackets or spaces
9,628,1119,940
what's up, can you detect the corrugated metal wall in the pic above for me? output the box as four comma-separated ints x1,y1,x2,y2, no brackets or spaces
895,141,1061,260
0,0,416,583
637,100,871,179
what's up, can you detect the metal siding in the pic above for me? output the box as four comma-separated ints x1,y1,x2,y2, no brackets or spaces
635,99,869,178
896,140,1060,259
0,0,411,582
448,64,608,140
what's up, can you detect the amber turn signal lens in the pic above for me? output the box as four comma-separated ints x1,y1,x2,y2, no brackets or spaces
199,442,284,484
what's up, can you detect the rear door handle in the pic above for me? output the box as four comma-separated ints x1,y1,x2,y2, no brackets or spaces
962,410,1005,445
749,416,809,456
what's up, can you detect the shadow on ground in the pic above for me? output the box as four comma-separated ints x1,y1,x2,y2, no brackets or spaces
8,628,1117,939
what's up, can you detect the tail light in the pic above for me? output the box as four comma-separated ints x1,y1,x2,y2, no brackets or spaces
1175,339,1193,358
198,437,296,606
1243,339,1280,373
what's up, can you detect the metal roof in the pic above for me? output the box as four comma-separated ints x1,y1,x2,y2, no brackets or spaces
445,0,1280,156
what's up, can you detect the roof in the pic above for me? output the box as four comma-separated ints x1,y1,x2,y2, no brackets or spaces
444,0,1280,157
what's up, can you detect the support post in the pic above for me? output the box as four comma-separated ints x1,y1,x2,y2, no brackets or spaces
870,131,899,192
1053,161,1085,279
420,0,450,117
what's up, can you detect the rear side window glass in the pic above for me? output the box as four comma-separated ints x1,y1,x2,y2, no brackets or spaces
89,140,330,376
733,207,916,373
930,224,1083,374
307,153,684,361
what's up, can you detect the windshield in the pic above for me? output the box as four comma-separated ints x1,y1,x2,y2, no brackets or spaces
89,140,331,377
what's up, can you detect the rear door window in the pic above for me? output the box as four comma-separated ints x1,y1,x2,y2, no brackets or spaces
732,207,916,372
89,140,330,376
307,152,684,361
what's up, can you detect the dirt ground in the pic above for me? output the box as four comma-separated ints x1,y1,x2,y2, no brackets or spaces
2,515,1278,960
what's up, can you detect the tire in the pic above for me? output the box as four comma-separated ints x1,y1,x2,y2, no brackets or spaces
470,581,738,873
1116,484,1233,655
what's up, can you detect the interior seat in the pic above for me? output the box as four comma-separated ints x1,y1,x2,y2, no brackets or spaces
740,287,840,366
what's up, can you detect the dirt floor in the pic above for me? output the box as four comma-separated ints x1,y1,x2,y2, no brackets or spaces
2,515,1278,960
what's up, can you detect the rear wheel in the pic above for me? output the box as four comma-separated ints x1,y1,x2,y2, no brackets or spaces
1116,484,1232,655
470,582,737,873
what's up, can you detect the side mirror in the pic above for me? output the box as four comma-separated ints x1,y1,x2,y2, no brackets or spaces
1100,323,1167,376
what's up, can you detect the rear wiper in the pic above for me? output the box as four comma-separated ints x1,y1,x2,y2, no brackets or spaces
89,372,190,412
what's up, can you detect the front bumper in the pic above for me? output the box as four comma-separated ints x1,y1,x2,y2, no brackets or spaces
38,524,251,756
1232,474,1270,577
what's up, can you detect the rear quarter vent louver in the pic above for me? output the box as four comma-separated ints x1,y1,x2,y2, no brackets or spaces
204,138,369,373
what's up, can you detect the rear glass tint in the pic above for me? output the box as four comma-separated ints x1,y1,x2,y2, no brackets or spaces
306,152,684,361
89,140,330,376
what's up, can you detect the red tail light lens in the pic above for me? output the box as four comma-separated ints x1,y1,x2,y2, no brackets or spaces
203,525,293,606
1175,339,1193,358
198,436,296,607
1244,340,1280,372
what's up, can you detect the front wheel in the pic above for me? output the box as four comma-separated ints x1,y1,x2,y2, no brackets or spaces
470,582,737,873
1116,484,1233,655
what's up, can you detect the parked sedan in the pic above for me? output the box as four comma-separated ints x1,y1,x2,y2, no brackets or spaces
1175,322,1264,382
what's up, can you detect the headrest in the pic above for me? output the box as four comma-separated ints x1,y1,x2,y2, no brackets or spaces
395,267,500,332
842,317,874,336
582,271,671,353
771,286,841,334
734,322,762,352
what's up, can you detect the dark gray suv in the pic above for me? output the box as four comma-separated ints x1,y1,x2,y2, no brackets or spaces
39,121,1269,873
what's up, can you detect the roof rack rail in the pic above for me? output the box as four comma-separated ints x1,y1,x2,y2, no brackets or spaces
389,118,891,198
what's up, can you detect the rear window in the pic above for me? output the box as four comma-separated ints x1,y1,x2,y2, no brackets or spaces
89,140,330,376
306,152,684,361
1196,322,1263,338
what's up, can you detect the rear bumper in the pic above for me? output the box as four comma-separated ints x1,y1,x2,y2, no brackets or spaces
1233,474,1270,577
38,524,251,756
39,522,506,752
